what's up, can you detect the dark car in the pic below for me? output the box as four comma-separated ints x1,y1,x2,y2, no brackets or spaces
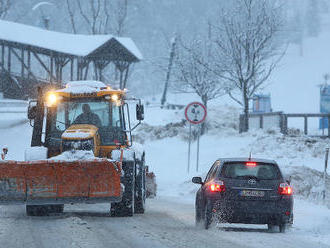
192,158,293,232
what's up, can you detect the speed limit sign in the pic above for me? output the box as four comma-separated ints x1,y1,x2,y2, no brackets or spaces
185,102,207,124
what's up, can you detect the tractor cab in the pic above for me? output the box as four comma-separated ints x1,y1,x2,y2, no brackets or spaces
28,81,144,158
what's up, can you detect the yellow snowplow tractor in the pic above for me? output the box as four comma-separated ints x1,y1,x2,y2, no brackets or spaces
0,81,155,217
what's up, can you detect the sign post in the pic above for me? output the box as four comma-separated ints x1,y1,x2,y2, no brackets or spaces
323,147,329,201
184,102,207,173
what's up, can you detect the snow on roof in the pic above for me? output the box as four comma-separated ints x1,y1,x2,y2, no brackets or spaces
57,81,107,94
116,37,143,60
66,81,107,89
0,20,142,59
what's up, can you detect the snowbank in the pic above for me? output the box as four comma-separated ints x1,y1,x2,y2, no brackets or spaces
111,143,144,161
24,147,48,161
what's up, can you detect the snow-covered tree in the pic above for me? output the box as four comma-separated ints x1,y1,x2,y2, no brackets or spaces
213,0,285,131
173,36,227,133
175,37,226,109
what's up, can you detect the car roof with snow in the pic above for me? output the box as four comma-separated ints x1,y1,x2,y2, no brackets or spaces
218,158,277,164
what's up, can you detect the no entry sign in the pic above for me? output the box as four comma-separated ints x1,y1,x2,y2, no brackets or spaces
185,102,207,124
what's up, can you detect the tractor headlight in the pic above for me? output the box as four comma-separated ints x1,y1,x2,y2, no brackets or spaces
111,94,119,101
47,93,57,106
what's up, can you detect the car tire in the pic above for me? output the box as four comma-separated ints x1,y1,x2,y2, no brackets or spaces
203,201,213,230
195,198,202,227
267,224,275,232
279,224,286,233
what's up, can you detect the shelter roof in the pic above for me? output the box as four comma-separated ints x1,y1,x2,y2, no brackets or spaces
0,20,142,61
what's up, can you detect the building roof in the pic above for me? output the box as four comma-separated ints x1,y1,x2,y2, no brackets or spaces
0,20,142,61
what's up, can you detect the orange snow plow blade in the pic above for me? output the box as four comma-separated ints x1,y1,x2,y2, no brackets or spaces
0,160,122,205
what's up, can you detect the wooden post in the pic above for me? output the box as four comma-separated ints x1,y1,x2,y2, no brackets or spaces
283,115,288,135
7,47,11,73
76,59,80,80
84,62,89,80
328,116,330,138
260,115,264,129
1,44,5,70
50,56,54,83
123,65,129,89
99,67,103,81
1,44,4,70
21,49,24,77
70,58,74,81
304,116,308,135
27,50,31,79
119,69,123,89
59,65,63,85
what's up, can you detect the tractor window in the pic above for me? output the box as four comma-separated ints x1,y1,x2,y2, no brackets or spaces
50,99,122,131
112,105,121,127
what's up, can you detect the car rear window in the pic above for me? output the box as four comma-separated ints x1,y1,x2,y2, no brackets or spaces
221,162,281,180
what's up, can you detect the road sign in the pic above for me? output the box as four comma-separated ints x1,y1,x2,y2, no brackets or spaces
185,102,207,125
185,102,207,174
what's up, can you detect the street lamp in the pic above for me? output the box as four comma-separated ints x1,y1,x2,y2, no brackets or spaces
32,1,55,30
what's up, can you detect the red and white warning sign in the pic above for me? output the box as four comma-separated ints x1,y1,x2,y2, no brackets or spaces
184,102,207,125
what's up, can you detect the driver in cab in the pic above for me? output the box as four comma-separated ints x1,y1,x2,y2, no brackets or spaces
73,103,102,127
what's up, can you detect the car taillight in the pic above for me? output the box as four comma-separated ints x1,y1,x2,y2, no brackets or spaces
209,181,226,192
278,183,293,195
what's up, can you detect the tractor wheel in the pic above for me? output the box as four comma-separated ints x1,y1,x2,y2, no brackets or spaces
134,156,146,214
26,204,64,216
110,160,135,217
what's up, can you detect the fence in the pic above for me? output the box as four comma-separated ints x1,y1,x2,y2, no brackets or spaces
239,112,330,137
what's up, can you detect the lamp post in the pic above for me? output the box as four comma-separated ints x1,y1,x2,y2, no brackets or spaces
32,1,55,30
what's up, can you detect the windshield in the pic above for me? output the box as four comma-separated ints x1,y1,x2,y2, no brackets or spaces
51,99,122,131
221,163,281,180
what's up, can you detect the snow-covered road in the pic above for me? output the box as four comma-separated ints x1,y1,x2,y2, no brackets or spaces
0,197,329,248
1,110,330,247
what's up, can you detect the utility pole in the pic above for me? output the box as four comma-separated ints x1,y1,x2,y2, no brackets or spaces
161,35,177,107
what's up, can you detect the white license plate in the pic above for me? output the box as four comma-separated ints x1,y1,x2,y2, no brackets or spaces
240,190,265,197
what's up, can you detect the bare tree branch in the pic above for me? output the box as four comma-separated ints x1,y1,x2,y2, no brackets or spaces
66,0,77,34
213,0,285,131
0,0,12,19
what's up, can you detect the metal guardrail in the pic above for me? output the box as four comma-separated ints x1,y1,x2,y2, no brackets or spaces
0,110,26,113
240,112,330,137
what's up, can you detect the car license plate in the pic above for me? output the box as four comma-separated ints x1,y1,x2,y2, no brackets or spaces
240,190,265,197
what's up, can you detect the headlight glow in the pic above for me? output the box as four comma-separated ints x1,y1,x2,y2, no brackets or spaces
47,93,57,106
111,94,119,101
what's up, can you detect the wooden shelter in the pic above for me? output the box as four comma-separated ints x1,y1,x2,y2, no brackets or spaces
0,20,142,99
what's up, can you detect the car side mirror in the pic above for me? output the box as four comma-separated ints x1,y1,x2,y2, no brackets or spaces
136,104,144,121
192,177,203,185
28,105,37,120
